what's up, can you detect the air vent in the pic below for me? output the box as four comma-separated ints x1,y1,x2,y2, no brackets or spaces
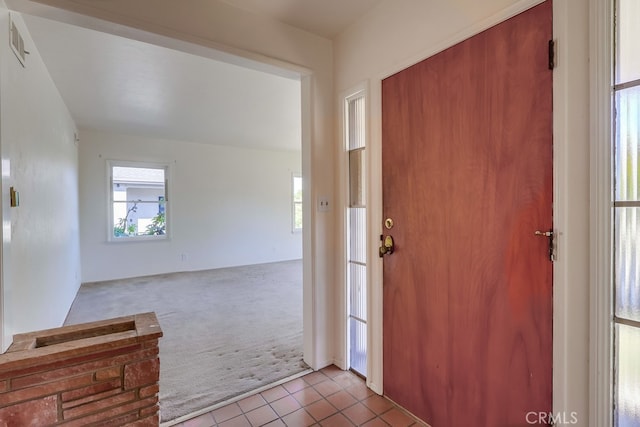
9,16,27,67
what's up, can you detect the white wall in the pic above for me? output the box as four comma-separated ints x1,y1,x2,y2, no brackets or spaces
0,8,80,350
79,129,302,283
334,0,590,422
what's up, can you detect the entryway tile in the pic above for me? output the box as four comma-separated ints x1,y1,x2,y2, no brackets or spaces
212,404,243,424
183,412,215,427
245,404,279,427
342,402,376,425
325,390,357,410
305,399,338,422
261,385,289,403
218,415,251,427
313,379,342,397
319,413,353,427
380,408,415,427
270,395,302,417
362,394,394,415
282,377,308,394
291,387,323,406
238,394,267,413
281,408,316,427
177,367,426,427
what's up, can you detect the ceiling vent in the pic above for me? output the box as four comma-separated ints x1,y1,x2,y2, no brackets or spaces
9,16,27,67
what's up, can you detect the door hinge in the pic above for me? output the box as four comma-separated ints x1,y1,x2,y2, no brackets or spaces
535,229,556,262
548,39,556,70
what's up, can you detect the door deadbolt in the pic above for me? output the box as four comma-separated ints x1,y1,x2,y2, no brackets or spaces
384,218,394,229
379,235,395,257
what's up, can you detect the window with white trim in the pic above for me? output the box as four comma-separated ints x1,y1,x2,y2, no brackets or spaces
108,161,169,241
292,174,302,232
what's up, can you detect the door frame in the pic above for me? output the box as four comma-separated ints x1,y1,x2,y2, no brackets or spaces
588,0,613,425
366,1,582,418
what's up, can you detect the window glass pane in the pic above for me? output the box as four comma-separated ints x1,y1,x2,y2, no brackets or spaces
615,207,640,322
349,262,367,321
349,318,367,376
293,176,302,202
294,202,302,230
112,166,166,238
348,96,366,150
349,149,366,207
615,324,640,427
292,175,302,230
616,0,640,84
348,208,366,264
615,87,640,201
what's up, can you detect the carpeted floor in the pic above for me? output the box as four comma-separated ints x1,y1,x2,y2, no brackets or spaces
64,260,308,422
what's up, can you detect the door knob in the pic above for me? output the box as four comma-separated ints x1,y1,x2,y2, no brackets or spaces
379,235,395,257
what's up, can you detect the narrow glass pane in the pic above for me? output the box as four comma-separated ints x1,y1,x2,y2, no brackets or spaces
616,0,640,84
615,324,640,427
348,208,366,264
294,202,302,230
349,149,366,207
349,318,367,376
615,87,640,201
615,207,640,322
348,262,367,321
348,95,366,150
293,176,302,202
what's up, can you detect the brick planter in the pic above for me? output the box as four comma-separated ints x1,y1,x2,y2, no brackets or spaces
0,312,163,426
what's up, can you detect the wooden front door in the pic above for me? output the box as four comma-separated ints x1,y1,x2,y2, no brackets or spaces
381,2,553,426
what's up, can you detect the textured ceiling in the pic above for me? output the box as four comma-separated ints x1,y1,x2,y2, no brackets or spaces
217,0,382,38
17,0,383,150
23,14,302,151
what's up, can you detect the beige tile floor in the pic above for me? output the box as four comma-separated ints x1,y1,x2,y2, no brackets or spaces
175,366,427,427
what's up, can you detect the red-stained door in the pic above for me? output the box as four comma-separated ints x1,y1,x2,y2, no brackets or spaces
381,2,553,426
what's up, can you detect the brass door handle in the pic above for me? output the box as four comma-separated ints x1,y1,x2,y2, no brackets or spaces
379,235,394,257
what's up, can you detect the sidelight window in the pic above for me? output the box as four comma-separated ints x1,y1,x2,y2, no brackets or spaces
613,1,640,425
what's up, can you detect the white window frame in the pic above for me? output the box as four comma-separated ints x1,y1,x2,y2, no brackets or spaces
589,0,614,425
107,160,170,242
292,172,302,233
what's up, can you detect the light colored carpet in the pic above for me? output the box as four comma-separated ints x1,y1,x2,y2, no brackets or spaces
64,260,307,422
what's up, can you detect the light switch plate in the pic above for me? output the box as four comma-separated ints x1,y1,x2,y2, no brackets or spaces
318,196,330,212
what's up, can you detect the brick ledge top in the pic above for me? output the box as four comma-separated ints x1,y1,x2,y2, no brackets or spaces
0,312,162,373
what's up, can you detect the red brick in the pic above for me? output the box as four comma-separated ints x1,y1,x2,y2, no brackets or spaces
0,380,7,393
0,395,57,425
139,384,159,399
0,374,92,406
61,396,157,427
138,403,159,418
0,344,143,381
62,387,122,409
126,414,159,426
63,390,136,419
0,343,143,380
95,366,122,381
141,340,158,349
124,359,159,390
61,379,121,402
94,412,139,427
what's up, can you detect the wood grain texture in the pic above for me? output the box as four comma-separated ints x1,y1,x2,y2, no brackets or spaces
381,2,553,426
